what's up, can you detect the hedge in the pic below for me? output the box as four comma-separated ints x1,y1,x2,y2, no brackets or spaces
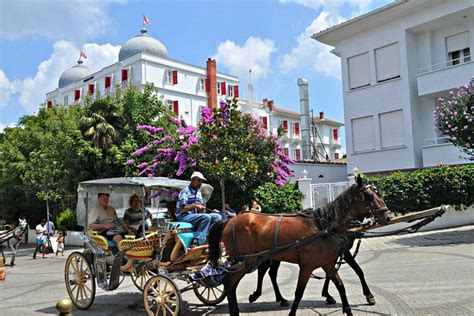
253,182,303,214
368,164,474,214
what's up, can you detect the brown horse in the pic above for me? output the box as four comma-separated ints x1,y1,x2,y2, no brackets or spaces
208,175,390,316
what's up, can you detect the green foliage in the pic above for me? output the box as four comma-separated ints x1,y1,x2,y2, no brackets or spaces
55,208,77,230
368,165,474,213
253,182,303,214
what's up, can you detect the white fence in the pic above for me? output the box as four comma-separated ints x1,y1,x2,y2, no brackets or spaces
311,182,349,208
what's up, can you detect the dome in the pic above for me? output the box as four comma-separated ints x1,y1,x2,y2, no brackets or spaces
119,28,168,61
58,60,93,89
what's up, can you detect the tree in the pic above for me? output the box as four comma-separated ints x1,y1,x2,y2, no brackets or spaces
130,99,295,211
434,78,473,157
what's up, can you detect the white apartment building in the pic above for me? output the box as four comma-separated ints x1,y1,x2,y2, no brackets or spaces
46,28,239,127
313,0,473,174
239,98,343,162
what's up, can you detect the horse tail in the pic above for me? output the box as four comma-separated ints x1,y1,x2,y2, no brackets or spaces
208,219,229,265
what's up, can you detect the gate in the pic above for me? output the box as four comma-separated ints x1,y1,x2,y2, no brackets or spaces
311,182,349,208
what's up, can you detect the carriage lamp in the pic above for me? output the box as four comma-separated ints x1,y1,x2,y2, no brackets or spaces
302,169,308,179
56,298,72,316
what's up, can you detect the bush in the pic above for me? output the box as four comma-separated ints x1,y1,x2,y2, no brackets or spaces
55,208,77,230
253,182,303,214
368,164,474,214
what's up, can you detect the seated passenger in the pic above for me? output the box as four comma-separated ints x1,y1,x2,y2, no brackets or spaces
176,171,222,247
88,193,128,244
123,194,152,237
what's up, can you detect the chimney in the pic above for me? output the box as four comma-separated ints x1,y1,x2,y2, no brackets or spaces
298,78,311,160
319,111,324,120
206,58,217,110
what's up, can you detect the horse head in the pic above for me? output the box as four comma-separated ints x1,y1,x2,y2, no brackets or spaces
349,174,391,225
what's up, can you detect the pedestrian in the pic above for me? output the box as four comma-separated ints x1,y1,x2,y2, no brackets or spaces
55,231,65,256
46,219,55,237
250,199,262,213
240,205,249,213
224,203,236,218
33,219,47,259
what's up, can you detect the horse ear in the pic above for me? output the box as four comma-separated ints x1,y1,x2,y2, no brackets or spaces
356,174,363,187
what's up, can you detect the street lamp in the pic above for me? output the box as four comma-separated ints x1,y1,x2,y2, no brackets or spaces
302,169,308,179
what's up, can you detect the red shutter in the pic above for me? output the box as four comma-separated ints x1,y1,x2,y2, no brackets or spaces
172,70,178,84
74,90,80,101
205,78,210,92
47,100,53,109
295,149,301,161
105,76,111,88
221,82,226,95
283,148,289,156
262,117,268,130
333,129,338,141
294,122,300,136
88,84,95,95
121,69,128,81
282,120,288,132
173,100,179,115
335,153,340,159
234,85,239,98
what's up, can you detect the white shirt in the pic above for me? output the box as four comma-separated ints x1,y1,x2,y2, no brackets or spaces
35,224,46,238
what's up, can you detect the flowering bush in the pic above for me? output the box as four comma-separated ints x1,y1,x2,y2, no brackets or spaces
434,78,473,157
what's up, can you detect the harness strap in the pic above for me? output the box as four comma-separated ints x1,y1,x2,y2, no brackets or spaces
273,216,283,249
231,217,239,262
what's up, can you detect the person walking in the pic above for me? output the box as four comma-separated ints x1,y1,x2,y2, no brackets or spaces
33,219,47,259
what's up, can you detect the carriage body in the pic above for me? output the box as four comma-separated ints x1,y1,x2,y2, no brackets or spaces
64,177,225,314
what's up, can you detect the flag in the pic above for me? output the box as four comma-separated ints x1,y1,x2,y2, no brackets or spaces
143,15,152,26
80,50,87,59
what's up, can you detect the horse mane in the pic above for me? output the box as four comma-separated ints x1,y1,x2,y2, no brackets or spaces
316,184,356,230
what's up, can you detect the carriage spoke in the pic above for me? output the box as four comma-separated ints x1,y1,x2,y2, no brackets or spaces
165,304,175,314
206,288,210,301
161,306,166,315
211,287,217,299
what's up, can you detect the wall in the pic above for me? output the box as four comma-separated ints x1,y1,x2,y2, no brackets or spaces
290,162,347,183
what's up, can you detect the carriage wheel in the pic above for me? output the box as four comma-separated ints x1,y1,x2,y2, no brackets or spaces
193,283,226,306
64,252,96,310
131,262,157,292
143,275,181,316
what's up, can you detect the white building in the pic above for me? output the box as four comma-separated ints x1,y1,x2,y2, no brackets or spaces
239,98,343,162
46,28,239,127
313,0,473,174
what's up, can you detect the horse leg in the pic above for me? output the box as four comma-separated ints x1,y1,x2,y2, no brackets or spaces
344,249,375,305
289,266,312,316
268,260,289,307
224,269,246,316
321,275,337,305
9,241,16,266
327,269,352,316
249,260,269,303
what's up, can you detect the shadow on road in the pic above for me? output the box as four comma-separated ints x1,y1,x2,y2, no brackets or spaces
392,227,474,247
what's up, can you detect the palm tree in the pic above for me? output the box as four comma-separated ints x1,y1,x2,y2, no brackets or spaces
81,97,123,150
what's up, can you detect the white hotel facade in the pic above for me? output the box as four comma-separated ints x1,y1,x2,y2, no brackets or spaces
46,27,343,162
313,0,473,174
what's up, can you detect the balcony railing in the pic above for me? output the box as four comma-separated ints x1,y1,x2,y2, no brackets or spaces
419,55,471,74
424,136,450,146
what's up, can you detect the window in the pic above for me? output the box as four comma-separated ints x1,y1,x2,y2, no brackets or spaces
333,129,338,142
348,52,370,89
63,95,68,106
334,152,340,160
121,69,128,82
217,82,221,95
352,116,374,152
218,82,226,95
74,89,80,102
261,116,268,130
165,69,173,84
172,70,178,84
47,100,53,109
446,31,470,65
375,43,400,82
280,120,288,135
199,78,205,91
294,149,301,161
105,76,111,89
88,83,95,95
233,85,239,98
379,110,404,148
294,122,300,136
283,148,289,156
173,100,179,115
166,99,173,111
227,84,234,97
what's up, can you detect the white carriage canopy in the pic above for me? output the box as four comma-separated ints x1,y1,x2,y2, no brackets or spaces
76,177,214,227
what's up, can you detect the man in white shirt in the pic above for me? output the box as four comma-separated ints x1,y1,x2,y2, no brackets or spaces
88,193,126,244
33,219,47,259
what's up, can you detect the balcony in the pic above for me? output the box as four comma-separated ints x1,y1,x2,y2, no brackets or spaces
417,58,474,96
422,137,473,167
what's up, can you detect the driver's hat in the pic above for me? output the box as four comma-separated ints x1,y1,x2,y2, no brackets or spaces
97,192,110,197
190,171,206,181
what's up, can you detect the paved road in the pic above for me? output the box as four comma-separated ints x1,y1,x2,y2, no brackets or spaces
1,226,473,315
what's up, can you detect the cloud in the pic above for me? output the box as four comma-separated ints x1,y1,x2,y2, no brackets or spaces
0,69,11,107
11,41,120,112
0,122,16,133
0,0,123,42
213,37,277,82
279,0,374,77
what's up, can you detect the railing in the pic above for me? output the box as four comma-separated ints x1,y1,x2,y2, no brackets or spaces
424,136,450,146
418,55,471,74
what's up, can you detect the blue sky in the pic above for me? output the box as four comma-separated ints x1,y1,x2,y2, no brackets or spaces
0,0,392,151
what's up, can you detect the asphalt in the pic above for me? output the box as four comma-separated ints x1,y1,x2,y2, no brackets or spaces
1,225,473,315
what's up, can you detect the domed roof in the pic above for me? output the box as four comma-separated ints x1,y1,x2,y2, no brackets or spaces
119,28,168,61
58,60,93,89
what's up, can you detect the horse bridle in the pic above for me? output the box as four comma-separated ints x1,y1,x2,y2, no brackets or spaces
362,185,390,224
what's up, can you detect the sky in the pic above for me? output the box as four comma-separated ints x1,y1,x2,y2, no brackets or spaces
0,0,393,151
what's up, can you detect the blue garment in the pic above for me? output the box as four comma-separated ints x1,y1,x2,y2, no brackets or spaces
176,185,222,244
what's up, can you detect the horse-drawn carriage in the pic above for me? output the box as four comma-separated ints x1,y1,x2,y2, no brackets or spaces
0,218,28,267
64,177,225,315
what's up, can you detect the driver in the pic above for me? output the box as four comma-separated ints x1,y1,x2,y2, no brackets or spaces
176,171,221,247
88,193,127,244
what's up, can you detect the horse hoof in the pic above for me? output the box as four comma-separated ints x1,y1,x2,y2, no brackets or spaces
279,299,289,307
366,294,376,305
343,307,353,316
249,293,258,303
326,297,337,305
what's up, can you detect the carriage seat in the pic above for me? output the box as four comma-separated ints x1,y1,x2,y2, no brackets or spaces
172,222,195,251
87,230,118,251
